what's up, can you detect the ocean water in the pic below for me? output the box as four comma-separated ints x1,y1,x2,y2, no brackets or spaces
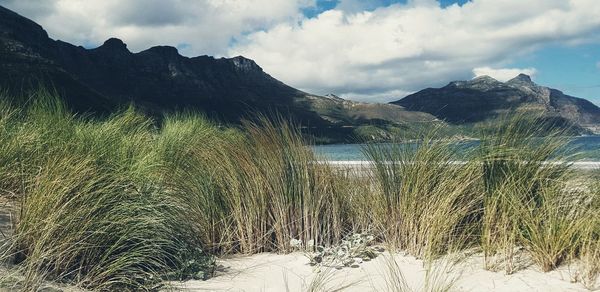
313,136,600,161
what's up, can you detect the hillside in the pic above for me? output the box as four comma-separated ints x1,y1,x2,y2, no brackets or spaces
0,5,437,143
393,74,600,133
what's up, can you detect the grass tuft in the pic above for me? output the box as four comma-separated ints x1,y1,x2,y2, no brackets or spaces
362,128,482,259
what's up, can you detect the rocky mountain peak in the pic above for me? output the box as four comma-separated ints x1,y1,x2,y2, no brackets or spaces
506,73,535,86
393,73,600,130
511,73,533,82
472,75,498,82
230,56,262,73
97,38,129,53
140,46,183,61
145,45,180,58
449,75,503,91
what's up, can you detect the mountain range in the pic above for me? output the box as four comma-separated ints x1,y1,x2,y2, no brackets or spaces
394,74,600,133
1,5,599,141
0,5,436,142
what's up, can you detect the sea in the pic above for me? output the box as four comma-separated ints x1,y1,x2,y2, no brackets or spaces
313,136,600,162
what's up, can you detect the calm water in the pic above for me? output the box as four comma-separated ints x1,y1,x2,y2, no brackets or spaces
313,136,600,161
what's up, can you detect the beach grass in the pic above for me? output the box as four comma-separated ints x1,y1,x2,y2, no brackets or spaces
0,91,599,290
478,114,584,273
362,129,482,259
380,252,464,292
577,174,600,289
160,114,348,254
0,93,212,290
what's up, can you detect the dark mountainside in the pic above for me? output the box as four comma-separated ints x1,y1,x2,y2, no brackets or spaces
2,5,598,139
0,5,315,121
0,5,436,142
393,74,600,133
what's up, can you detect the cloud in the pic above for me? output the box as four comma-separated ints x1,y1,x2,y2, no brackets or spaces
108,0,191,27
0,0,316,55
1,0,600,102
231,0,600,101
0,0,56,18
342,89,414,103
597,61,600,69
473,67,538,82
334,0,398,13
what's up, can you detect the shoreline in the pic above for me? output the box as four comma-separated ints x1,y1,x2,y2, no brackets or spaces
322,160,600,170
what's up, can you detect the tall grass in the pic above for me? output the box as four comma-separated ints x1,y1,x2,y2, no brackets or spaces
161,114,349,254
1,91,599,290
0,93,211,290
363,114,600,282
578,173,600,289
478,114,579,273
362,129,482,259
237,118,346,252
12,156,190,290
1,91,351,289
156,113,232,253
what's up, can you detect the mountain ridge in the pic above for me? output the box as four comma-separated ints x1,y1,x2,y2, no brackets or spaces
1,5,598,139
0,4,437,143
393,74,600,133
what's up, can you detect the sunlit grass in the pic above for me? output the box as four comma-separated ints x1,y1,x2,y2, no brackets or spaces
362,129,482,259
0,91,599,290
0,92,212,290
478,114,583,273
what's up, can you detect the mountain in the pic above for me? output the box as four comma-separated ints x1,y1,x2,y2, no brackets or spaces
0,5,436,141
392,74,600,133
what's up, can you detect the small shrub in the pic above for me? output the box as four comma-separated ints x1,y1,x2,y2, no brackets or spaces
307,233,383,269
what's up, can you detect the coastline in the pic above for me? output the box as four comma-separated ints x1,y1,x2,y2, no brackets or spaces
322,160,600,169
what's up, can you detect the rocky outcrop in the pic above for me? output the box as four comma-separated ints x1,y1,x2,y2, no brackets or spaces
392,74,600,133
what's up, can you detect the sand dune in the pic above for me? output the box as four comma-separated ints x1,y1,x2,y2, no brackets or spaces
172,252,595,292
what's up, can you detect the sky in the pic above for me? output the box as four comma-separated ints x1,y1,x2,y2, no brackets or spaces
1,0,600,105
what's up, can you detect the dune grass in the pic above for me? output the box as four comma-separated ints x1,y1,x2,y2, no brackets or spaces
0,94,212,290
362,129,482,259
160,114,348,254
478,114,584,273
0,92,351,290
380,252,464,292
0,91,599,290
577,174,600,289
363,114,600,283
225,118,347,253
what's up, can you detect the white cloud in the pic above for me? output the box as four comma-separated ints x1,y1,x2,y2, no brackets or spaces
0,0,316,55
231,0,600,101
472,67,537,82
2,0,600,102
342,89,414,103
596,61,600,69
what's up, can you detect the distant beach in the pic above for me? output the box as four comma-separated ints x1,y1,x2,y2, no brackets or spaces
314,136,600,162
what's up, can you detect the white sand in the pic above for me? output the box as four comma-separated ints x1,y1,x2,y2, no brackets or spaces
171,252,596,291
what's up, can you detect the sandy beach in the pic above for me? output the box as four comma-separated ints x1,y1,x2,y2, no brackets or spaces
172,252,596,291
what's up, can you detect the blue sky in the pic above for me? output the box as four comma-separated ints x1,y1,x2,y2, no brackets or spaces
511,44,600,104
305,0,471,17
1,0,599,105
300,0,600,104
